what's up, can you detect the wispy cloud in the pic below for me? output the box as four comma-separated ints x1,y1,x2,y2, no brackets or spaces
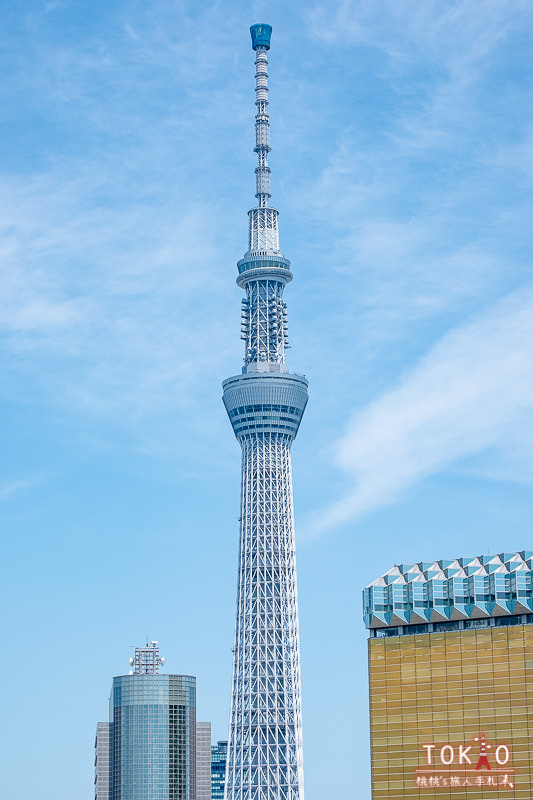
287,0,533,412
0,3,284,479
1,0,532,487
307,285,533,536
309,0,531,63
0,168,237,419
0,0,252,437
0,474,45,502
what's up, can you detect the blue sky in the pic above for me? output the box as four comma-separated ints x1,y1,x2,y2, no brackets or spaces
1,1,533,798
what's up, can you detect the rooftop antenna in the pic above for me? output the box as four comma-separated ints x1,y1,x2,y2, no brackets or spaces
129,641,166,674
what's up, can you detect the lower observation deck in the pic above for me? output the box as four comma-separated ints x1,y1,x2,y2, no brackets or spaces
222,370,308,440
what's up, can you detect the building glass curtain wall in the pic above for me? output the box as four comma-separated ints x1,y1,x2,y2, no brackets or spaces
96,643,196,800
364,552,533,799
211,740,228,800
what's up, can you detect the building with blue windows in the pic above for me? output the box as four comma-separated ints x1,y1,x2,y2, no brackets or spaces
95,642,196,800
364,551,533,635
211,740,227,800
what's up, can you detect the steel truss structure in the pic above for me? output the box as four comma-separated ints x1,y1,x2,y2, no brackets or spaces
222,24,307,800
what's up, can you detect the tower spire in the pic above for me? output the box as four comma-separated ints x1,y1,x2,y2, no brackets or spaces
237,24,293,373
222,24,308,800
251,23,272,210
245,24,283,263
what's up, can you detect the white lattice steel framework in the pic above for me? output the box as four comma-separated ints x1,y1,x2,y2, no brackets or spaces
222,24,307,800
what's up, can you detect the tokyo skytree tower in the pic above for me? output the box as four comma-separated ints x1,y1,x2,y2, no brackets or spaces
222,23,308,800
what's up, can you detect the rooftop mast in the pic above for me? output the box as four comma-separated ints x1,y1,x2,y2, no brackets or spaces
128,641,166,675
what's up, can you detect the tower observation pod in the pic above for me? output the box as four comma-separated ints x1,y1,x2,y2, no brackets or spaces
222,23,307,800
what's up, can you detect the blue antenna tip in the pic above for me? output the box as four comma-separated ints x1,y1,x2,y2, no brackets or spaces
250,23,272,51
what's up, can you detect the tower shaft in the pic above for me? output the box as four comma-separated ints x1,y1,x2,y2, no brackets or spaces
223,24,307,800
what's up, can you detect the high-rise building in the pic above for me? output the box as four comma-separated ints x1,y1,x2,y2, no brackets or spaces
197,721,212,800
222,23,307,800
211,740,228,800
95,721,111,800
95,642,196,800
364,552,533,799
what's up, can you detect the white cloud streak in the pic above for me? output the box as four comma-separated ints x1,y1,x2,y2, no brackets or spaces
0,168,237,424
308,285,533,535
0,474,45,502
309,0,531,60
288,0,533,422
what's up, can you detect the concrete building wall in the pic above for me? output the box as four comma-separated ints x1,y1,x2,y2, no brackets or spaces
196,722,212,800
95,722,111,800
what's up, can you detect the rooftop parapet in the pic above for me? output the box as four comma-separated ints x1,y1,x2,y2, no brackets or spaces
364,551,533,630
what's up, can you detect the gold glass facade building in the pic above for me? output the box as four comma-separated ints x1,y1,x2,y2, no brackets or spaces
364,553,533,799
